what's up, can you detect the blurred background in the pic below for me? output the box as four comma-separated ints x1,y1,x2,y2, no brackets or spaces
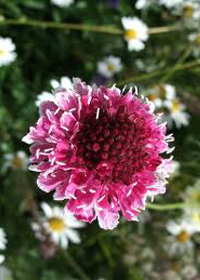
0,0,200,279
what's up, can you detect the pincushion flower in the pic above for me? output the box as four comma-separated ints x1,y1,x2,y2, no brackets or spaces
97,56,122,78
23,78,174,230
51,0,74,7
121,17,149,51
0,37,16,67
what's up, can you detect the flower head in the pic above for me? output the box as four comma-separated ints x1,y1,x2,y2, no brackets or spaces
0,227,7,264
32,202,85,249
3,151,28,171
23,78,173,230
121,17,149,51
51,0,74,7
0,37,16,67
97,56,122,78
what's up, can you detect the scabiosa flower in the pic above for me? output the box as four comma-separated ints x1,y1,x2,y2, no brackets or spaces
51,0,74,7
32,202,85,249
97,56,122,78
23,78,174,230
121,17,149,51
36,77,72,107
3,151,28,171
0,227,7,264
0,37,16,67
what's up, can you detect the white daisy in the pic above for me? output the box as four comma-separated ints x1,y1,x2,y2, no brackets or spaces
3,151,28,171
97,56,122,78
182,180,200,227
35,91,56,107
171,160,180,177
50,76,73,90
121,17,149,51
36,76,72,107
189,33,200,57
51,0,74,7
146,84,176,108
164,99,190,129
40,202,85,249
0,37,16,67
165,219,196,256
159,0,183,9
0,228,7,264
0,266,13,280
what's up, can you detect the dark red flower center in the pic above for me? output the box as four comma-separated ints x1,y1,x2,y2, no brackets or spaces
75,109,158,185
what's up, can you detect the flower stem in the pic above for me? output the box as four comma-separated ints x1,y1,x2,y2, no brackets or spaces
146,202,200,211
161,45,193,83
0,19,180,35
117,60,200,86
65,253,91,280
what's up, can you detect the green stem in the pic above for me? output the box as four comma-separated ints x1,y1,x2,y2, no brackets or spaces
117,60,200,86
65,253,91,280
0,19,180,35
161,45,193,83
146,202,200,211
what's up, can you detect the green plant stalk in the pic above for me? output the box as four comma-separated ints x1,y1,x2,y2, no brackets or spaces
65,253,91,280
161,45,193,83
147,202,200,211
0,19,180,35
116,60,200,86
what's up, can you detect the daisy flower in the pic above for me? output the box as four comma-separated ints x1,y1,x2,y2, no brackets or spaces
39,202,85,249
23,78,174,230
164,98,190,129
182,180,200,227
189,33,200,57
36,77,72,107
165,219,197,256
97,56,122,78
146,84,176,109
159,0,183,9
121,17,149,51
51,0,74,7
0,37,16,67
0,227,7,264
3,151,28,171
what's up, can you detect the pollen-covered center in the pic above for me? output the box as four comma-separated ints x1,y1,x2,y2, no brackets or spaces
48,217,65,232
75,109,157,185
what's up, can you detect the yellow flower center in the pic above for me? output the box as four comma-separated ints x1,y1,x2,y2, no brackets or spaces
177,230,190,242
0,49,4,55
12,156,23,169
107,62,116,71
183,5,193,18
125,29,138,40
171,101,180,113
195,35,200,46
148,94,157,101
48,217,65,232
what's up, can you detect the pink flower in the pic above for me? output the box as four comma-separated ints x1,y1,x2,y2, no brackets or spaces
23,78,174,230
